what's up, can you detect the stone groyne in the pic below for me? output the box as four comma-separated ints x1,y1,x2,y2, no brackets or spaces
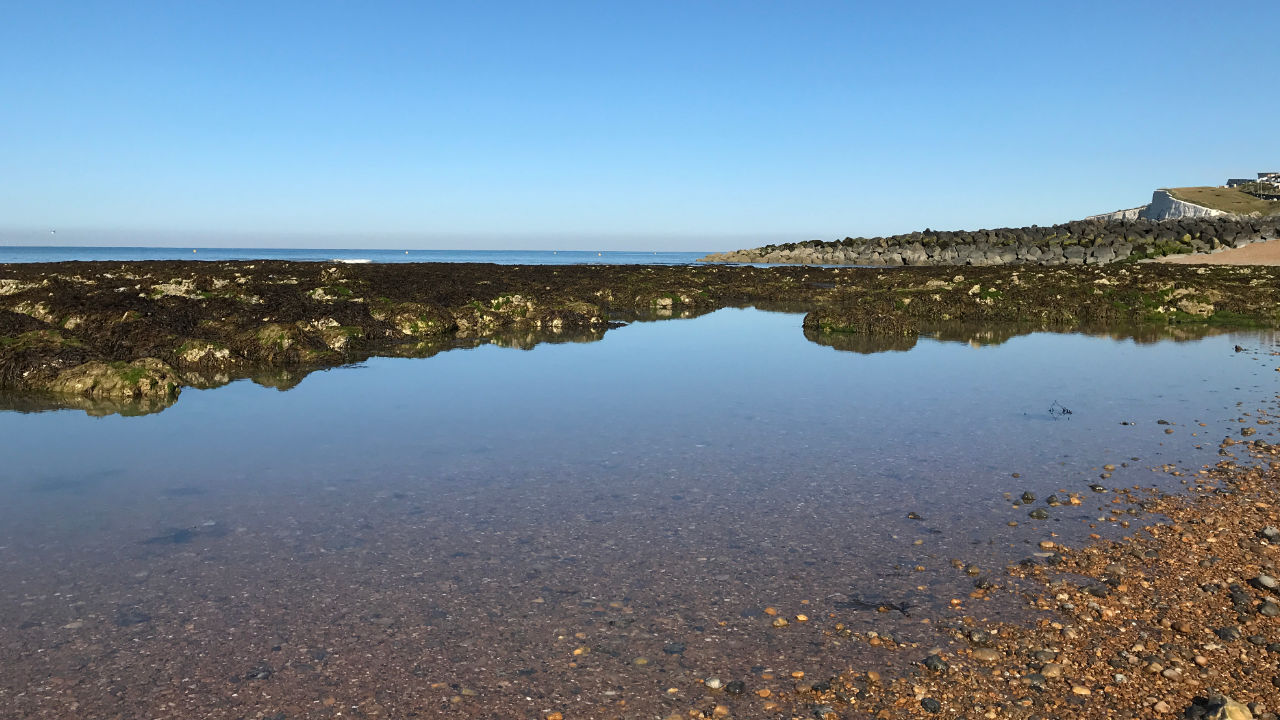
700,216,1280,267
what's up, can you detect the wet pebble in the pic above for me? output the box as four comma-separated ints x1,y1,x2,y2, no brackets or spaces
704,677,722,690
922,654,949,672
1029,508,1050,520
920,697,942,713
972,648,1001,663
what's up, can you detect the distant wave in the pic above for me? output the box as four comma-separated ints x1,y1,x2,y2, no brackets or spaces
332,258,372,264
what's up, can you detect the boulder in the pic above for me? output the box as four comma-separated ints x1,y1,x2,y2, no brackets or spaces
48,358,181,400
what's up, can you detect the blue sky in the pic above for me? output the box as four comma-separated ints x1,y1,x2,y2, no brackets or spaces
1,1,1277,250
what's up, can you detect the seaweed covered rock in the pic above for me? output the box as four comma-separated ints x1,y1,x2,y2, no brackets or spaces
802,304,918,336
47,358,180,400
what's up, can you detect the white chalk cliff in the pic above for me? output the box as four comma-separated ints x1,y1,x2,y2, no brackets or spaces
1089,190,1236,222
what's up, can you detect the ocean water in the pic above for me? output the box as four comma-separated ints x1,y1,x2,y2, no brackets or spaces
0,308,1276,718
0,246,708,265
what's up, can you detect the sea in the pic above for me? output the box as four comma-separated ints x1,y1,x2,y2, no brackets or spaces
0,246,709,265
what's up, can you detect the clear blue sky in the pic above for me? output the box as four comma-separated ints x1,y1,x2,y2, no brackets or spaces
1,1,1277,250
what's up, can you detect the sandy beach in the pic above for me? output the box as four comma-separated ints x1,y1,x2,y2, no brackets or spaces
1158,239,1280,266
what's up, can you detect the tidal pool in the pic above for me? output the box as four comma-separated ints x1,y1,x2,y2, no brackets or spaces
0,309,1276,719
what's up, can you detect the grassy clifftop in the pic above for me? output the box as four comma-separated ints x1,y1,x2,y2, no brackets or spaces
1167,186,1280,216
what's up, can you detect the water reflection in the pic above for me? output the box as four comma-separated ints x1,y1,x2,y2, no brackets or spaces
2,310,1261,417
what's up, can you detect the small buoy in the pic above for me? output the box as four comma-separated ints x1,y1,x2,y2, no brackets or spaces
405,251,409,254
597,252,602,256
192,249,197,253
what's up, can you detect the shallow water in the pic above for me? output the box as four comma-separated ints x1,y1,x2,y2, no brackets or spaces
1,309,1277,718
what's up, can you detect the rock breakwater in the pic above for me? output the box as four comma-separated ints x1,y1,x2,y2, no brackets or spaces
700,216,1280,267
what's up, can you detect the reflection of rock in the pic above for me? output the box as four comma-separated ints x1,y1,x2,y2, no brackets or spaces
48,358,180,401
0,390,177,417
250,367,313,392
805,320,1245,355
803,327,919,354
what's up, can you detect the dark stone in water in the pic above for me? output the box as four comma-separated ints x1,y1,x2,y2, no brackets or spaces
142,528,195,545
724,680,746,695
1020,491,1036,504
921,697,942,713
921,654,949,672
1028,508,1050,520
115,606,152,627
243,662,274,681
662,642,685,655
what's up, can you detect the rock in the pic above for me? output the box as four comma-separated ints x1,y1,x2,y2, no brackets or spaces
1184,694,1254,720
1215,626,1242,642
972,648,1001,663
1253,574,1278,591
724,680,746,695
1040,662,1063,678
48,358,181,400
922,654,949,672
1029,508,1050,520
114,606,152,627
920,698,942,713
1020,491,1036,504
704,677,722,690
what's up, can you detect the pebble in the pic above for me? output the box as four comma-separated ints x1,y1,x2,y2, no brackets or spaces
704,677,723,690
1029,508,1050,520
920,697,942,713
1254,574,1278,590
1154,700,1171,714
972,648,1001,663
1040,663,1063,678
772,617,789,628
1071,685,1092,696
1260,601,1280,617
1021,491,1036,504
922,654,949,672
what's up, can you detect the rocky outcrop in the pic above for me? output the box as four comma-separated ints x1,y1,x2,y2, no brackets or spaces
47,358,180,401
700,216,1280,267
3,261,1280,415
